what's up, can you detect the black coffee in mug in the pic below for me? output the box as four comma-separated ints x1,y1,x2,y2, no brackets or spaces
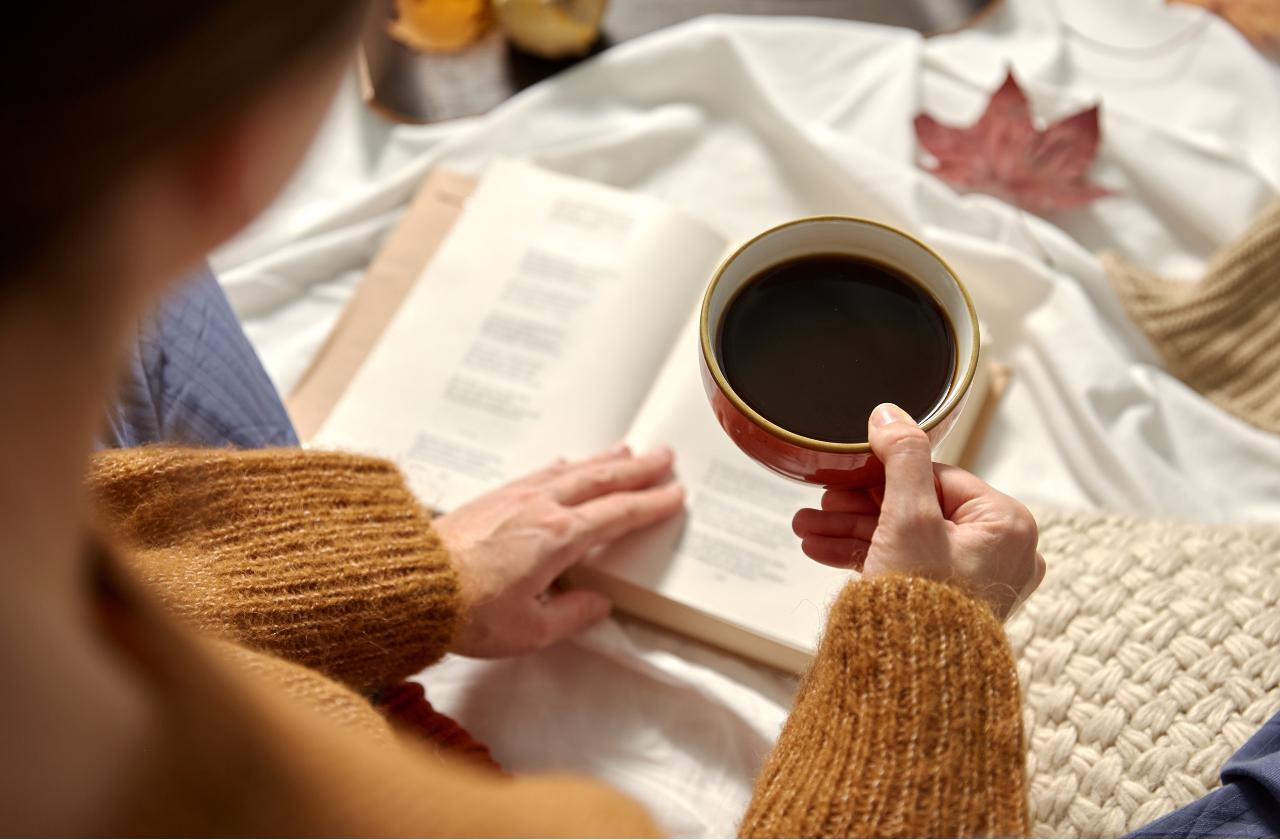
717,254,956,445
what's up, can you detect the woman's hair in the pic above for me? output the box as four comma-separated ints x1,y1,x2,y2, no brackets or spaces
3,2,366,279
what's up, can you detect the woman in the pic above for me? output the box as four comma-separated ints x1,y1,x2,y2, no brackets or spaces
1,1,1044,834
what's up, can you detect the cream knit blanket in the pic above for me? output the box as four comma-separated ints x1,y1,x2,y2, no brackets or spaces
1011,509,1280,837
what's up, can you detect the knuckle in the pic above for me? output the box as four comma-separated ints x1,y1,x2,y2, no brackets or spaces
594,467,620,491
581,465,621,496
884,425,931,457
543,508,578,541
1003,502,1039,549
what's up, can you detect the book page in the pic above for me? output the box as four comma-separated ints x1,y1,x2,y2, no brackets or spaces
315,160,728,510
587,309,851,655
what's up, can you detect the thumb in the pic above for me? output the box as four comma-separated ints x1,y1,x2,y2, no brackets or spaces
868,403,942,525
538,589,611,646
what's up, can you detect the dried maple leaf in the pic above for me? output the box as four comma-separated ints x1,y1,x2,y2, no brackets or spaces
1171,0,1280,47
913,71,1113,212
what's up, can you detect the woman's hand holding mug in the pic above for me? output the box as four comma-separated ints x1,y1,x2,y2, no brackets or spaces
793,403,1045,620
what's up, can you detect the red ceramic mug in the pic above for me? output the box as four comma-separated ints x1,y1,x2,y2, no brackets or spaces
699,216,980,488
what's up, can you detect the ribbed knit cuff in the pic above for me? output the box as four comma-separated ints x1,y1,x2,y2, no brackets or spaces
1102,199,1280,434
740,576,1028,838
89,447,461,694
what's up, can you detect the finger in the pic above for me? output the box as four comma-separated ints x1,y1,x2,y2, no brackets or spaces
820,488,880,514
867,403,943,526
931,462,998,519
800,536,871,570
568,482,685,552
867,474,944,515
512,443,631,489
535,483,685,589
537,589,612,647
550,446,675,505
792,508,877,541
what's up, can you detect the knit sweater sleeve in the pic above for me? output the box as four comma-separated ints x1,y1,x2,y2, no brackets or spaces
87,446,460,695
740,575,1029,838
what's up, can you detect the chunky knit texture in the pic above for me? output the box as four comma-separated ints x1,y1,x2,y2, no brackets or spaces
1010,509,1280,838
88,447,461,694
1102,199,1280,434
740,576,1029,838
86,446,1029,837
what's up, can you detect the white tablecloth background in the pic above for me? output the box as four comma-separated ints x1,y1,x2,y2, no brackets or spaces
213,0,1280,834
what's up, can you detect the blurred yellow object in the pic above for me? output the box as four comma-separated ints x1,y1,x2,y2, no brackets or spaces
493,0,608,58
389,0,493,52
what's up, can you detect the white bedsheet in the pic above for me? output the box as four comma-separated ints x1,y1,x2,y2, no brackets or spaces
214,1,1280,834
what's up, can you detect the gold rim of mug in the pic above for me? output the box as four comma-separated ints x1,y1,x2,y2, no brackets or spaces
698,215,981,455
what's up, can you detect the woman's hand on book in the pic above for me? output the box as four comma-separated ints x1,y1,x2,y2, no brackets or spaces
792,403,1045,620
435,444,684,658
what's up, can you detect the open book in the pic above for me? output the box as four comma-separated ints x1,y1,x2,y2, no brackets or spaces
310,160,999,673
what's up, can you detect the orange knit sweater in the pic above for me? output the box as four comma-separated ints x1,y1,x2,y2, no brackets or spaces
86,446,1028,837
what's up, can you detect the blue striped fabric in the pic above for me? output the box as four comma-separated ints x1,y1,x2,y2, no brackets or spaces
104,265,298,450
